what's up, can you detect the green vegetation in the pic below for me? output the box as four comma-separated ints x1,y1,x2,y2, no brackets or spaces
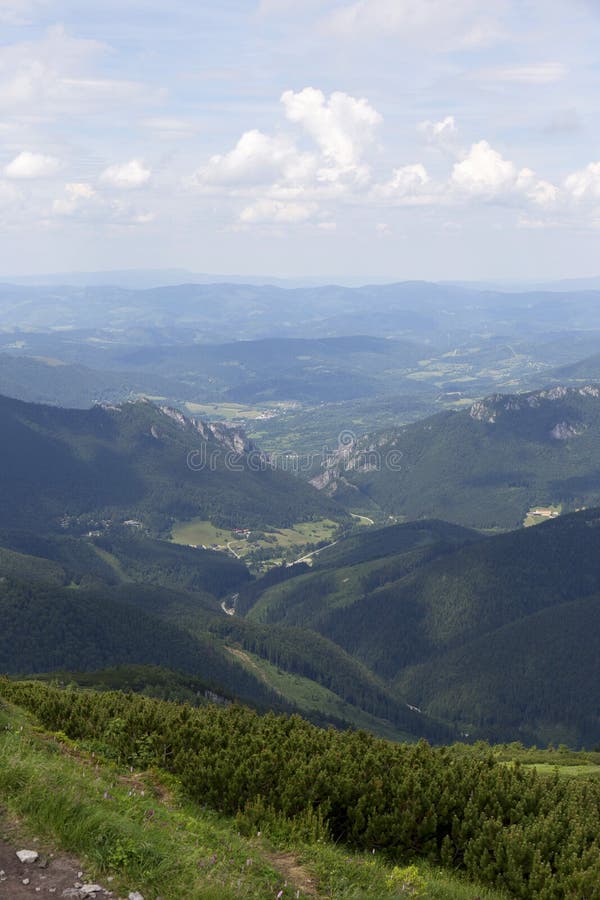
0,521,448,742
318,385,600,529
171,517,340,570
2,679,599,898
0,393,342,534
0,693,512,899
244,510,600,745
222,646,408,742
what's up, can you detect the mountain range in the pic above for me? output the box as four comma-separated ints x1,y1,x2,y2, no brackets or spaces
313,384,600,529
1,390,600,745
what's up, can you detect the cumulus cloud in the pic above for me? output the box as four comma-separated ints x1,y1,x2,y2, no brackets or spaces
53,182,97,216
564,162,600,200
281,87,381,182
188,87,384,228
100,158,151,189
450,140,558,209
53,181,154,224
185,88,600,231
372,164,431,204
418,116,458,145
4,150,60,178
451,141,517,197
191,130,315,189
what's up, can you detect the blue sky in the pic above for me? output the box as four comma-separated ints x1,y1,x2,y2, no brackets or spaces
1,0,599,280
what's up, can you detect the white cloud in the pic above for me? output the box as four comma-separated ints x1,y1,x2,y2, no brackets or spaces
184,88,600,233
516,169,559,209
53,181,154,225
418,116,458,146
101,158,151,189
281,87,381,182
189,87,383,229
450,141,559,210
239,198,318,224
451,140,517,197
4,150,60,178
564,162,600,200
372,164,431,204
53,182,97,215
191,129,315,189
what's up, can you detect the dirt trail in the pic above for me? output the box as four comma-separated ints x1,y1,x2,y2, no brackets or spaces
0,838,113,898
264,850,321,898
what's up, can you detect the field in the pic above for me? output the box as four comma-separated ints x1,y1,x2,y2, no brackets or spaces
455,742,600,780
520,763,600,779
184,400,297,421
170,518,340,570
225,646,405,741
523,504,562,527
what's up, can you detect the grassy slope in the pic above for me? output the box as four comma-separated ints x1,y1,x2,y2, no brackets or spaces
0,695,508,900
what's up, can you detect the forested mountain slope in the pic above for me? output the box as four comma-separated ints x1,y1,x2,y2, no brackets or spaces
245,509,600,745
313,385,600,528
0,524,448,742
0,394,339,532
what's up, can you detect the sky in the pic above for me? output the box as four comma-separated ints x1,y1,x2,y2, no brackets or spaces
0,0,600,281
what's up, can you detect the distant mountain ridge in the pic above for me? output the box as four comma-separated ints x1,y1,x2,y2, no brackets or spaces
312,384,600,528
0,393,339,533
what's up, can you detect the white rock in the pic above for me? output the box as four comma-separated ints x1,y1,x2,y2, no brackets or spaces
129,893,145,900
81,886,104,895
23,878,30,885
17,849,39,863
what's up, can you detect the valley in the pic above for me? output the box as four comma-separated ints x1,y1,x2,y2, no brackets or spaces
170,517,341,571
3,278,600,897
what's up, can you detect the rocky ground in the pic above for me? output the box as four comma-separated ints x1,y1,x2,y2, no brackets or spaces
0,840,142,900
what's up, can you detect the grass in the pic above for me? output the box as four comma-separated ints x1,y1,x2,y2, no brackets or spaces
170,518,340,570
92,545,133,582
0,697,510,900
453,742,600,780
0,700,303,899
184,401,297,421
523,504,562,527
520,763,600,779
225,647,405,742
170,519,233,549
